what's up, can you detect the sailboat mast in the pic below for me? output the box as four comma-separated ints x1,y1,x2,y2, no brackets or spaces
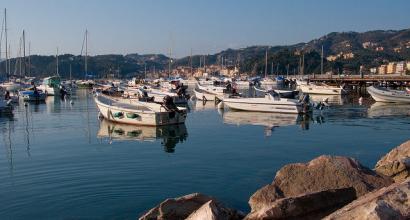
4,8,8,77
28,42,31,76
23,30,26,76
320,45,324,76
190,48,193,77
56,47,59,76
264,48,268,78
85,29,88,79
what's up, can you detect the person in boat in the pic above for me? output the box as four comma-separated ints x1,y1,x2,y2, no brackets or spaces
4,91,11,100
60,85,68,99
33,85,39,97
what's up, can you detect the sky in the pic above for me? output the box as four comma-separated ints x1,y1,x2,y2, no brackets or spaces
0,0,410,58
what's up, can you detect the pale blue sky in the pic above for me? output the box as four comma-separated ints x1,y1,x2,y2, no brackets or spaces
1,0,409,58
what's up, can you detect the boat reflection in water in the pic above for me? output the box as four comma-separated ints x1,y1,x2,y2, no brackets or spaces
222,110,302,136
193,100,217,111
309,94,345,106
97,119,188,153
368,102,410,118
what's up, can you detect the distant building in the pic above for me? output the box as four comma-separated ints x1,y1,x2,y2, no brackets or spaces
378,65,387,74
375,47,384,51
393,47,402,53
362,42,377,49
396,62,405,74
370,67,377,74
326,55,338,61
406,61,410,71
386,62,396,74
342,52,354,59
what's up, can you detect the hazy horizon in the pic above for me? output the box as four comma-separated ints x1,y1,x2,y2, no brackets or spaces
1,0,409,58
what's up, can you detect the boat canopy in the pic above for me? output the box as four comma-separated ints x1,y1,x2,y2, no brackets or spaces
43,76,61,87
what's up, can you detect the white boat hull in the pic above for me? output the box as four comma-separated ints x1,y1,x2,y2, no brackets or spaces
223,95,306,114
95,95,186,126
194,88,216,101
38,85,60,96
299,84,343,95
367,86,410,103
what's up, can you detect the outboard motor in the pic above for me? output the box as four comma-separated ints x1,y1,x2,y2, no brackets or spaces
163,95,180,113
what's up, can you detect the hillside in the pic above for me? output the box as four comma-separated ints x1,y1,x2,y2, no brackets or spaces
1,28,409,79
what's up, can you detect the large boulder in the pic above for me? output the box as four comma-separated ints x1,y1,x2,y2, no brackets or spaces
186,200,244,220
245,188,356,220
324,180,410,220
248,155,392,219
139,193,242,220
375,140,410,183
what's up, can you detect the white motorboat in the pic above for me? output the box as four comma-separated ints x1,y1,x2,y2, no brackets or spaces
309,94,345,106
367,86,410,103
125,86,188,104
0,93,13,113
38,76,61,96
193,87,216,101
299,83,344,95
97,119,188,143
0,81,23,91
197,83,225,95
221,92,312,114
260,77,277,86
94,94,187,126
254,86,297,99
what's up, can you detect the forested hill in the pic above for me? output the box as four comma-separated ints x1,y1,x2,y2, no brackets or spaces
1,28,409,78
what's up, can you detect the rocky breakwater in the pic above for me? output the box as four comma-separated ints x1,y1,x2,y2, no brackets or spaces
138,140,410,220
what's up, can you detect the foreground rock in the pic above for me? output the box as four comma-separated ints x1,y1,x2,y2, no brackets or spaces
375,140,410,183
324,179,410,220
186,200,244,220
245,188,355,220
139,193,243,220
247,155,392,219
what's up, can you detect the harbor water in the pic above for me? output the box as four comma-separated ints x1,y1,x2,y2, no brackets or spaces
1,89,410,219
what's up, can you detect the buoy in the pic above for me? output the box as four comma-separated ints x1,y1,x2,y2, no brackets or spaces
70,100,74,105
24,102,28,107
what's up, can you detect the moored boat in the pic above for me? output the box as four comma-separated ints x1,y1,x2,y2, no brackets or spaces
38,76,61,96
299,83,344,95
221,91,312,114
18,87,47,101
193,87,216,101
367,86,410,103
94,94,187,126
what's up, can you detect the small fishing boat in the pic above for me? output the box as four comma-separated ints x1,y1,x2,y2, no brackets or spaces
18,87,47,102
298,83,344,95
0,92,13,113
367,86,410,103
125,86,188,104
197,83,225,95
193,87,217,101
254,86,298,99
38,76,61,96
0,81,23,91
94,94,187,126
221,92,312,114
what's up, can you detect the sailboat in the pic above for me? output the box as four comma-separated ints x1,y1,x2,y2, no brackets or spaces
38,48,61,96
76,30,94,89
0,9,23,92
260,48,276,86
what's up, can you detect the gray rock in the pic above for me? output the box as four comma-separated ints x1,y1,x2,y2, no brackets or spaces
248,155,392,219
245,188,356,220
324,179,410,220
375,140,410,183
186,200,244,220
138,193,214,220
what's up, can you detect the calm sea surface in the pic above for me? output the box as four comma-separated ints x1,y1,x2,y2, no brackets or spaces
1,89,409,219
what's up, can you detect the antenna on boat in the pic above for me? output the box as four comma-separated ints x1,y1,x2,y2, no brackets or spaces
4,8,8,78
23,30,26,76
56,47,59,76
